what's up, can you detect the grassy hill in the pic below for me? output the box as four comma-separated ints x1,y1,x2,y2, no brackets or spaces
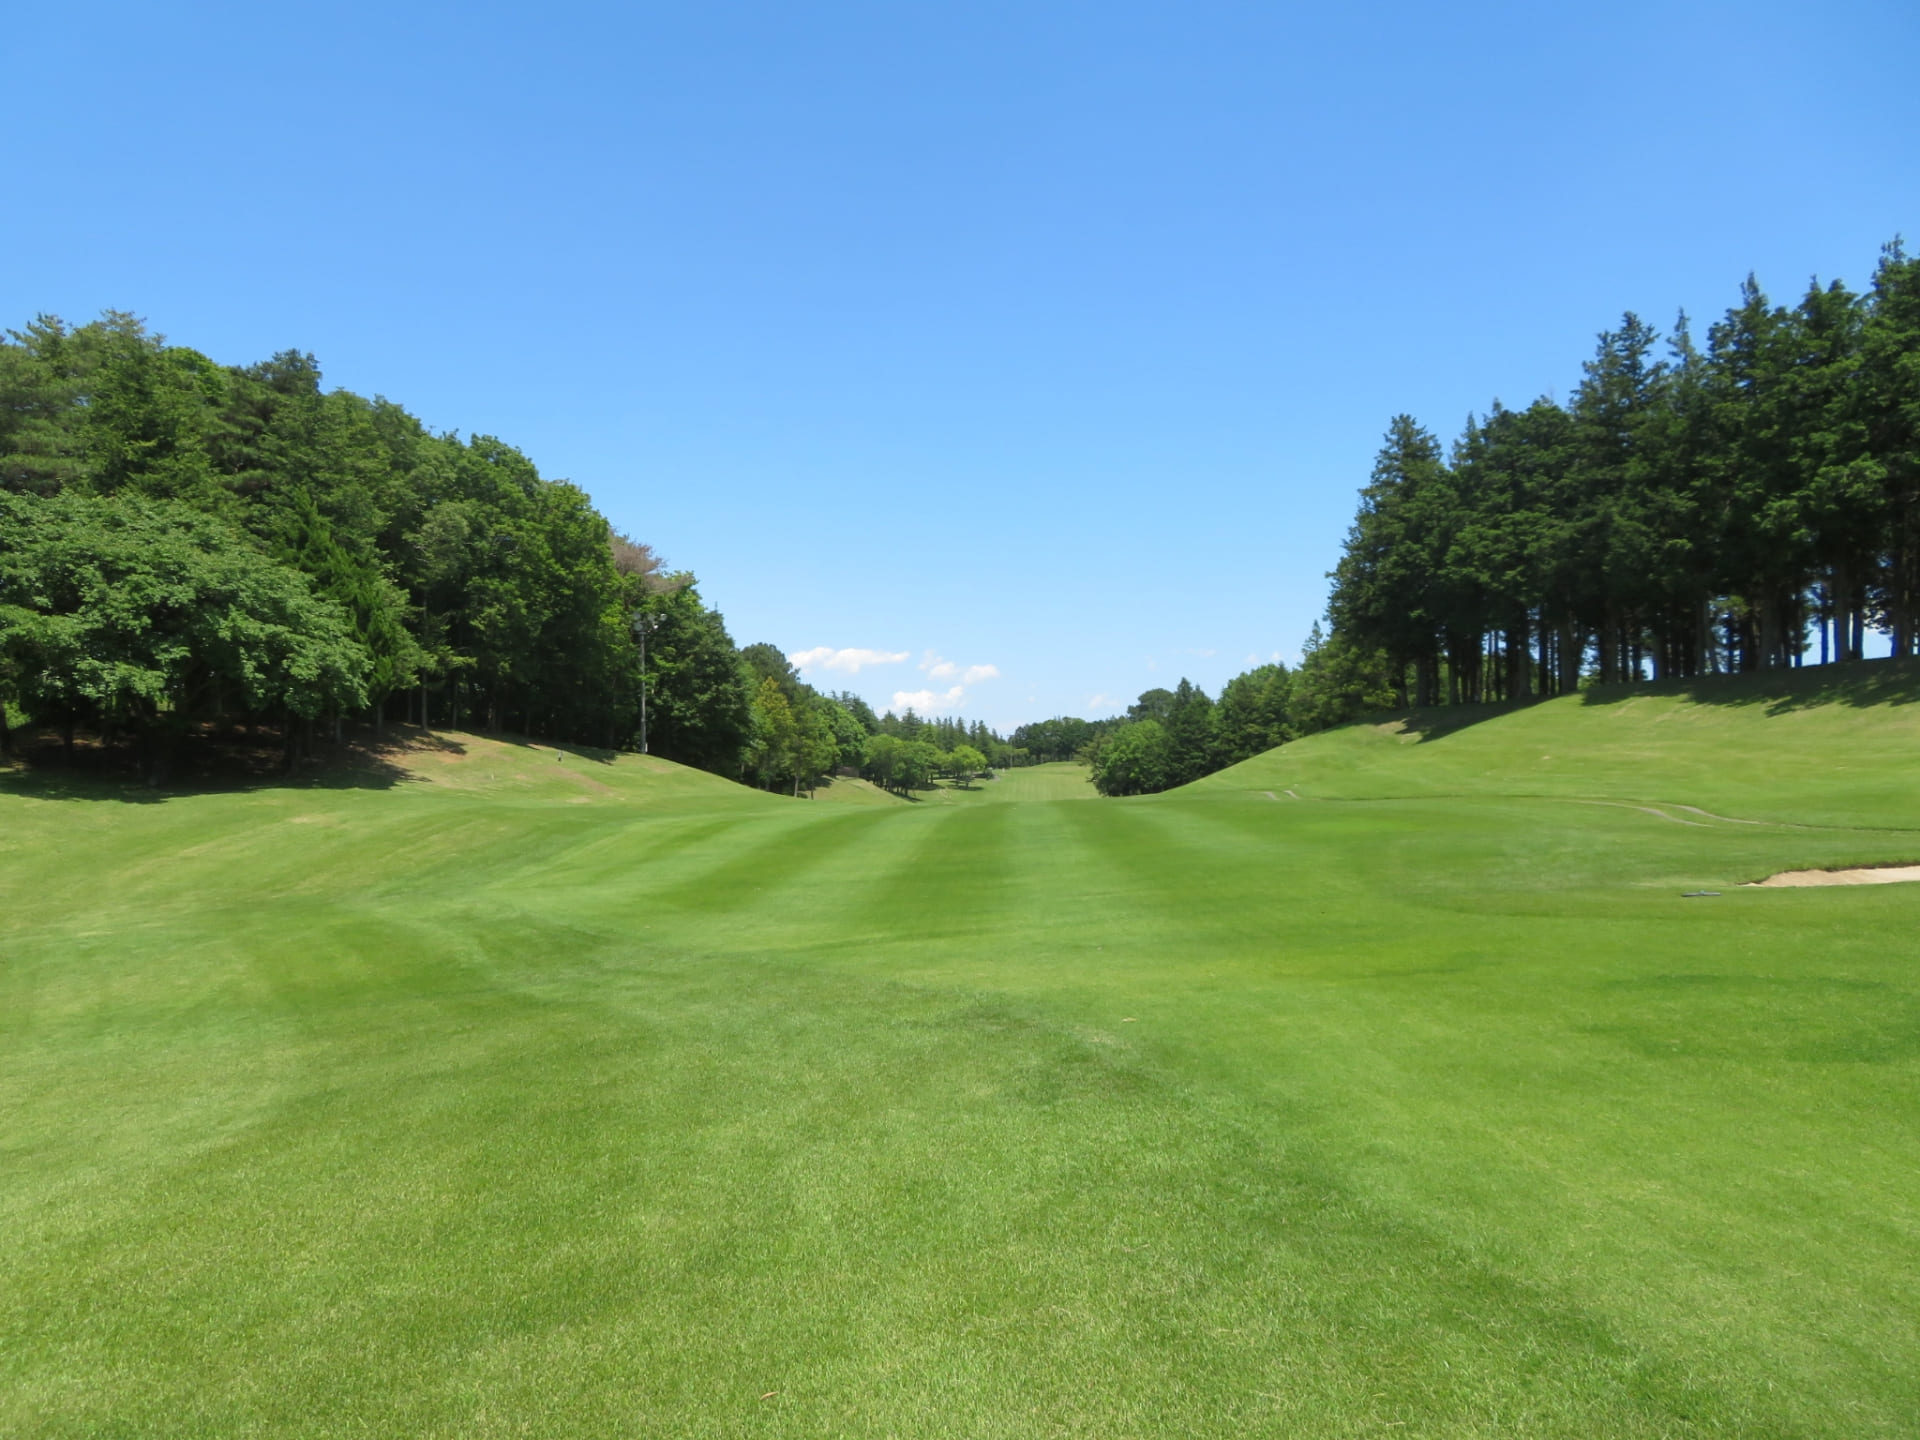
1215,657,1920,828
5,668,1920,1436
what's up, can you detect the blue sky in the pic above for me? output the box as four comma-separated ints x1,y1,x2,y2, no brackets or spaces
5,1,1914,728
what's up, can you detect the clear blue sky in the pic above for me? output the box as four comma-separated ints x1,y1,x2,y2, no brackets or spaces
5,1,1914,728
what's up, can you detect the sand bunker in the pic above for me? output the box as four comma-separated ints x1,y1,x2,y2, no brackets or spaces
1748,865,1920,888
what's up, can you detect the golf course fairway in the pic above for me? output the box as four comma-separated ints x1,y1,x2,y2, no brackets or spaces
5,663,1919,1437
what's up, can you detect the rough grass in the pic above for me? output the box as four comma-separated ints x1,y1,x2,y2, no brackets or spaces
4,667,1919,1436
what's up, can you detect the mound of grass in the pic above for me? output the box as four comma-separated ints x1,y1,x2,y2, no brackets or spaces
1217,657,1920,828
4,669,1918,1435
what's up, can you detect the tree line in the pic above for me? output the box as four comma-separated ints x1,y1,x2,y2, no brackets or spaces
1324,239,1920,706
1012,624,1393,797
0,312,1062,795
735,650,1015,797
1065,236,1920,800
0,315,821,784
23,234,1905,798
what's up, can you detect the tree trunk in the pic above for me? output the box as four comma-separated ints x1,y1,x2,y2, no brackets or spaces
1820,568,1835,664
1759,595,1784,668
144,728,176,788
1507,623,1531,699
1892,547,1916,657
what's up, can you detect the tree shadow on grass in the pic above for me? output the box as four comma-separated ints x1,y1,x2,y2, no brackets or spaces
1388,698,1537,743
1356,656,1920,748
489,735,623,766
0,725,453,804
1576,656,1920,715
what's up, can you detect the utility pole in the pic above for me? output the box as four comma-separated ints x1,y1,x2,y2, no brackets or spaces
634,613,658,754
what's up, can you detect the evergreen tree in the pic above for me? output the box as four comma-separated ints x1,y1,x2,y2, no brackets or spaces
1161,678,1218,786
1862,241,1920,654
1215,663,1292,763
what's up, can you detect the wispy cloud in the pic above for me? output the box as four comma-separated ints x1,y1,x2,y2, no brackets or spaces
1088,692,1114,711
788,646,910,675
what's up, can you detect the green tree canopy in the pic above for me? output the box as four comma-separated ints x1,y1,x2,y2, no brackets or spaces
0,493,366,780
1087,719,1171,797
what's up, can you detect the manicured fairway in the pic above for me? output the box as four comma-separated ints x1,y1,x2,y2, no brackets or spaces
5,666,1920,1436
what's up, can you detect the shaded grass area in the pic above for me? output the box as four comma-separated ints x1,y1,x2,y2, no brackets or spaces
1216,658,1920,831
4,672,1919,1435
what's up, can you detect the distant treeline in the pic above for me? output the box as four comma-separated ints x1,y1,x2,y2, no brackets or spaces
738,652,1017,796
0,313,1024,791
1014,629,1382,796
1324,239,1920,706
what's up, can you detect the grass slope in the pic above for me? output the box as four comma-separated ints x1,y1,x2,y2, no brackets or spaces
4,669,1919,1437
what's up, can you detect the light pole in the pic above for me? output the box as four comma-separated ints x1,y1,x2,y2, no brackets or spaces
634,612,659,754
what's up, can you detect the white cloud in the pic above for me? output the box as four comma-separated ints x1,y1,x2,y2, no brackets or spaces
892,686,967,713
788,646,910,675
900,652,999,707
1088,692,1113,711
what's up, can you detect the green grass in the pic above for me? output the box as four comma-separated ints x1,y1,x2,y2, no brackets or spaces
5,668,1920,1436
811,761,1096,806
